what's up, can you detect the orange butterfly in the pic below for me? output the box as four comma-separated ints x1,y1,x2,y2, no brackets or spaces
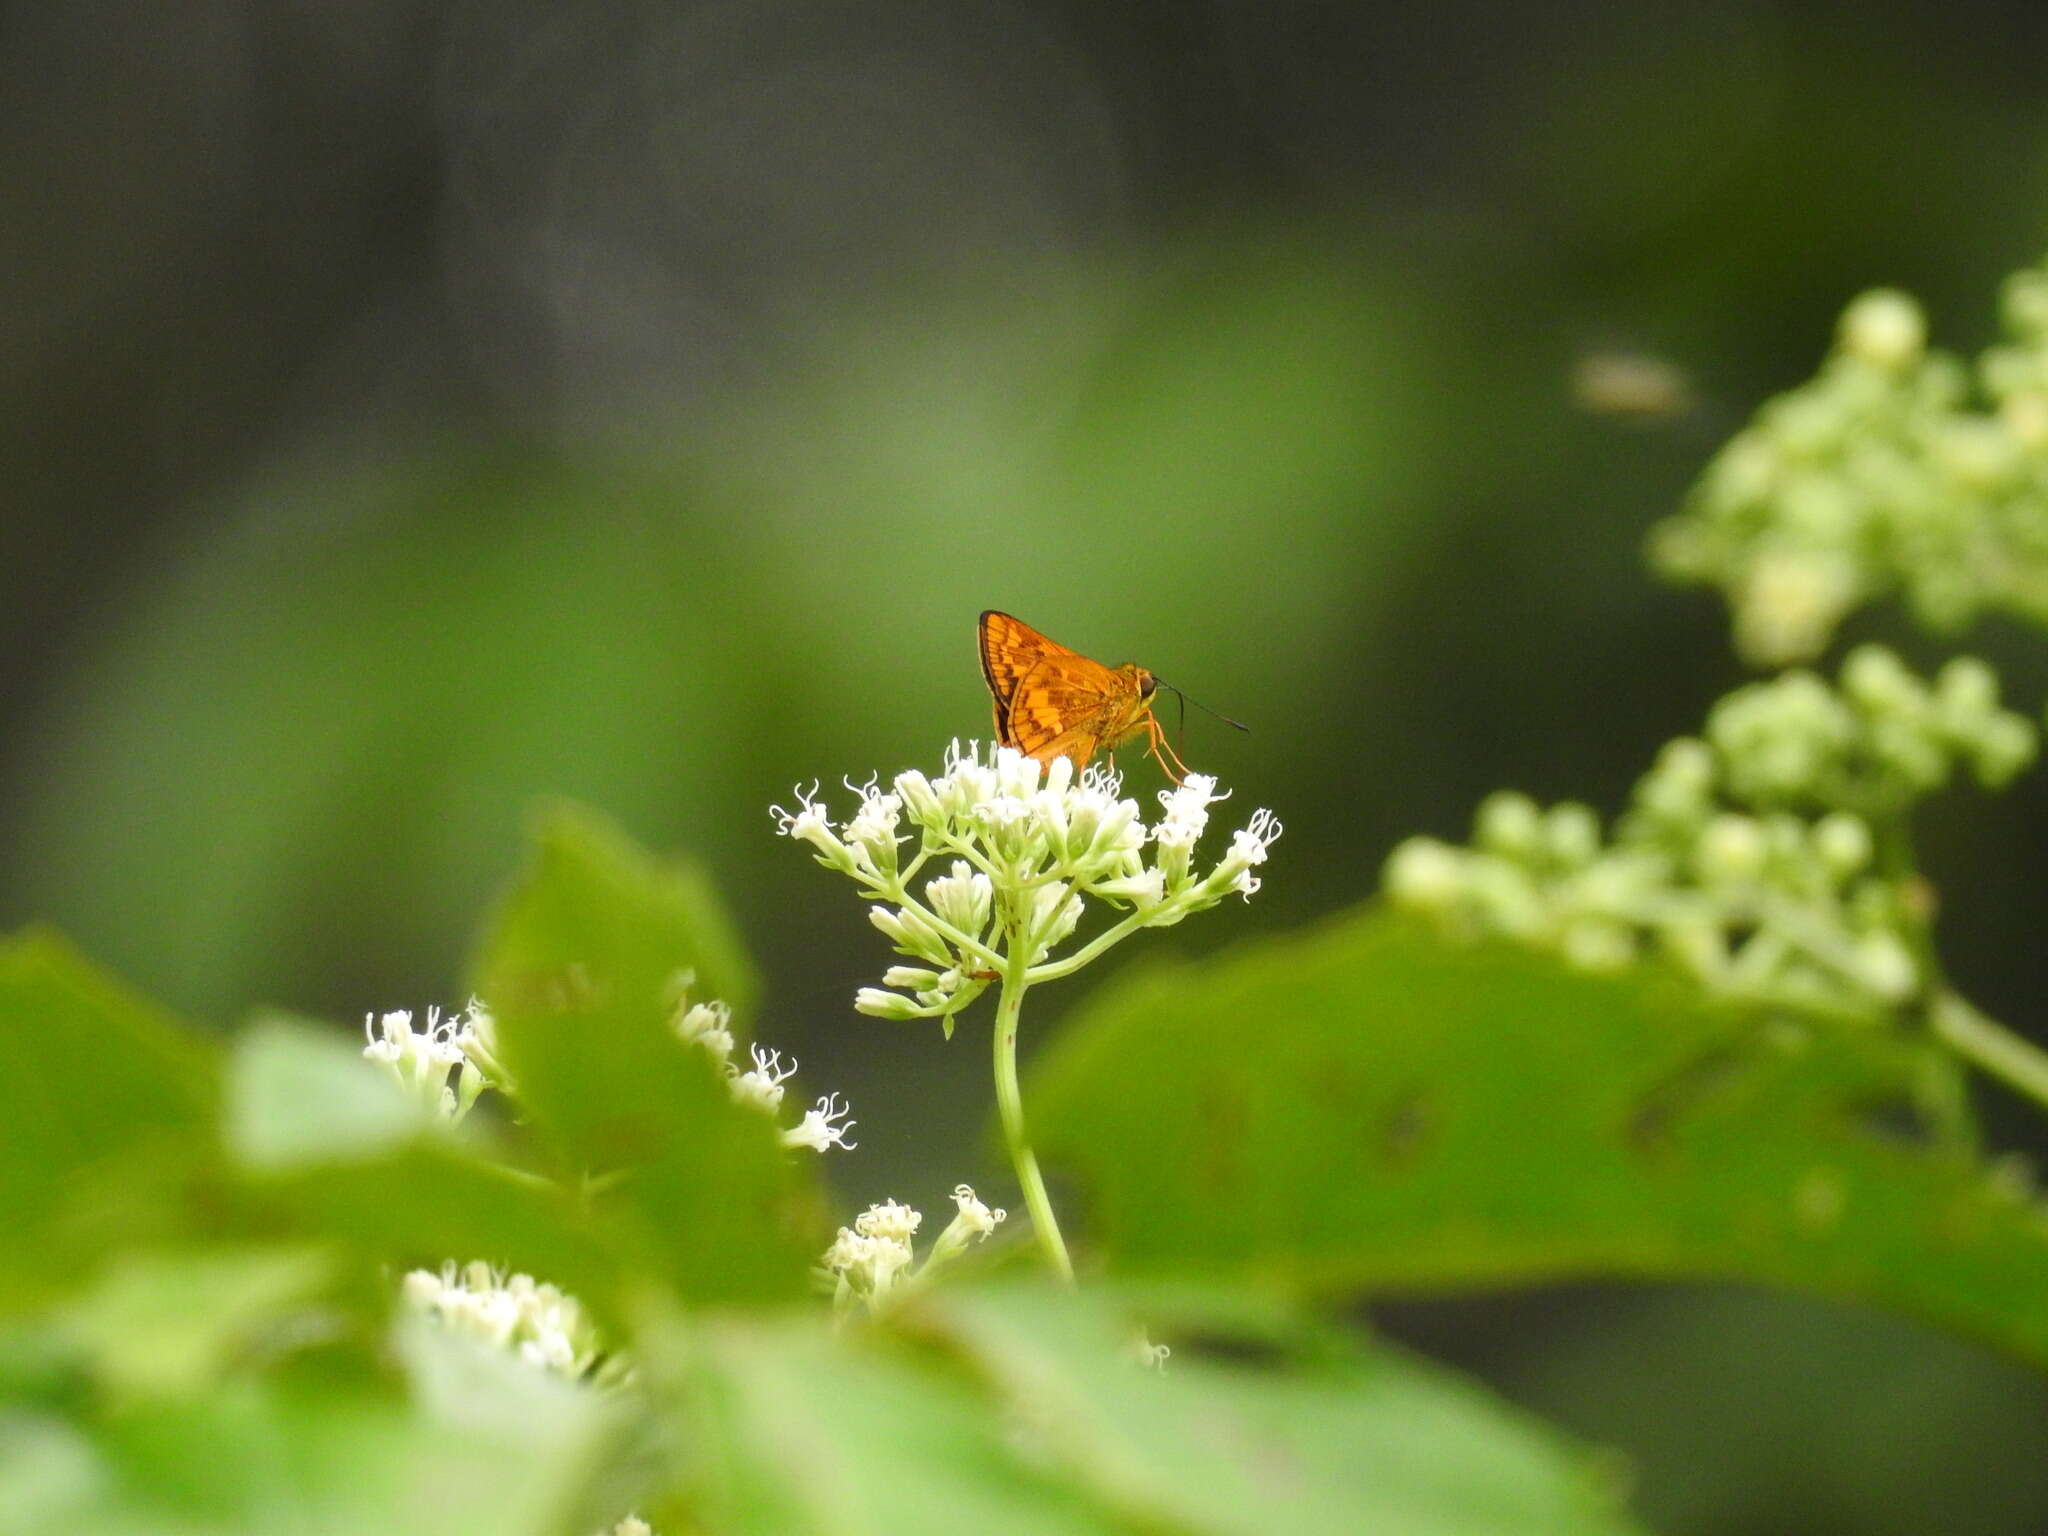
978,610,1196,783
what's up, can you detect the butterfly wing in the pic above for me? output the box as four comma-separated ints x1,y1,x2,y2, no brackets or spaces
978,611,1124,767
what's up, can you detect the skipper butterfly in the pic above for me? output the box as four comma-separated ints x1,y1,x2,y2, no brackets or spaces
977,611,1196,783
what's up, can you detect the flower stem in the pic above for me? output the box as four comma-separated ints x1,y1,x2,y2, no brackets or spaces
1931,991,2048,1116
991,970,1074,1285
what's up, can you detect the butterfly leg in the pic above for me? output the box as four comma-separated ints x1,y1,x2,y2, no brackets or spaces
1142,715,1191,785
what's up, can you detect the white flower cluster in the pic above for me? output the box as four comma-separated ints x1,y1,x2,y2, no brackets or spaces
820,1185,1006,1315
1651,262,2048,663
773,742,1281,1026
1385,647,2036,1017
362,1000,502,1122
669,975,855,1153
401,1260,601,1378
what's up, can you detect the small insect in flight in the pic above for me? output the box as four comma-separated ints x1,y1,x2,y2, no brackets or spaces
977,610,1244,784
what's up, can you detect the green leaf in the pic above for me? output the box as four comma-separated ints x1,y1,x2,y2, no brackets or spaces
928,1283,1644,1536
14,1345,621,1536
221,1008,623,1314
225,1015,424,1170
651,1312,1122,1536
56,1245,335,1401
261,1143,625,1325
470,804,814,1304
648,1283,1641,1536
474,800,757,1025
1030,910,2048,1367
0,930,215,1305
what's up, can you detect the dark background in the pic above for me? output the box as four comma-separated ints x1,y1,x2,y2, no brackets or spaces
9,1,2048,1529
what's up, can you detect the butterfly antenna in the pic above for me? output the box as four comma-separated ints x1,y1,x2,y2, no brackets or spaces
1155,680,1250,734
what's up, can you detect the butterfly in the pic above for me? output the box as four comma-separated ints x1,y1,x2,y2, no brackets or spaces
978,610,1197,783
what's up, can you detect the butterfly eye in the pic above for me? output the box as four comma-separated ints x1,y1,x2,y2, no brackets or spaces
1139,673,1157,699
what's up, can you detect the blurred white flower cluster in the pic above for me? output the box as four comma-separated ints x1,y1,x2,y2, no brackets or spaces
820,1184,1006,1315
401,1260,603,1379
362,1000,503,1123
362,980,853,1154
773,741,1280,1028
1652,263,2048,663
1386,646,2036,1016
669,974,855,1153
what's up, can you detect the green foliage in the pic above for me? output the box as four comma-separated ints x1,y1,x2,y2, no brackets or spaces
924,1285,1637,1536
475,800,760,1026
1031,910,2048,1365
0,811,1668,1534
651,1284,1642,1536
471,802,814,1305
19,249,2048,1535
0,930,214,1307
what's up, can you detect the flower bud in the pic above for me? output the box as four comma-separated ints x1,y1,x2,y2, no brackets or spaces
1972,714,2038,787
925,862,993,939
893,769,945,827
1030,883,1084,948
1474,791,1542,859
1812,813,1873,879
1838,288,1925,370
1853,932,1917,1003
1543,803,1600,868
1092,868,1166,908
2004,269,2048,337
1841,645,1919,714
1696,814,1766,884
854,988,924,1019
1384,838,1464,910
1560,920,1634,972
1935,656,1999,727
869,904,950,963
1734,549,1860,666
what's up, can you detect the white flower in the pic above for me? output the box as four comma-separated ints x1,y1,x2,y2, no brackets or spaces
1027,882,1086,947
1155,773,1224,844
948,1183,1004,1237
362,1003,496,1121
842,778,905,874
362,1010,408,1066
855,1199,923,1243
672,998,735,1063
779,741,1280,1023
783,1093,857,1152
1214,808,1282,898
922,1182,1010,1272
924,861,993,939
822,1228,915,1301
727,1045,796,1114
402,1261,600,1380
770,783,856,871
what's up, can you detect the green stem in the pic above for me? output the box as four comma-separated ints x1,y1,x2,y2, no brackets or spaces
1025,900,1168,984
991,969,1074,1285
1931,992,2048,1116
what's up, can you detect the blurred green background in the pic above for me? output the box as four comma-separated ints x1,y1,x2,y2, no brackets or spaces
9,1,2048,1530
